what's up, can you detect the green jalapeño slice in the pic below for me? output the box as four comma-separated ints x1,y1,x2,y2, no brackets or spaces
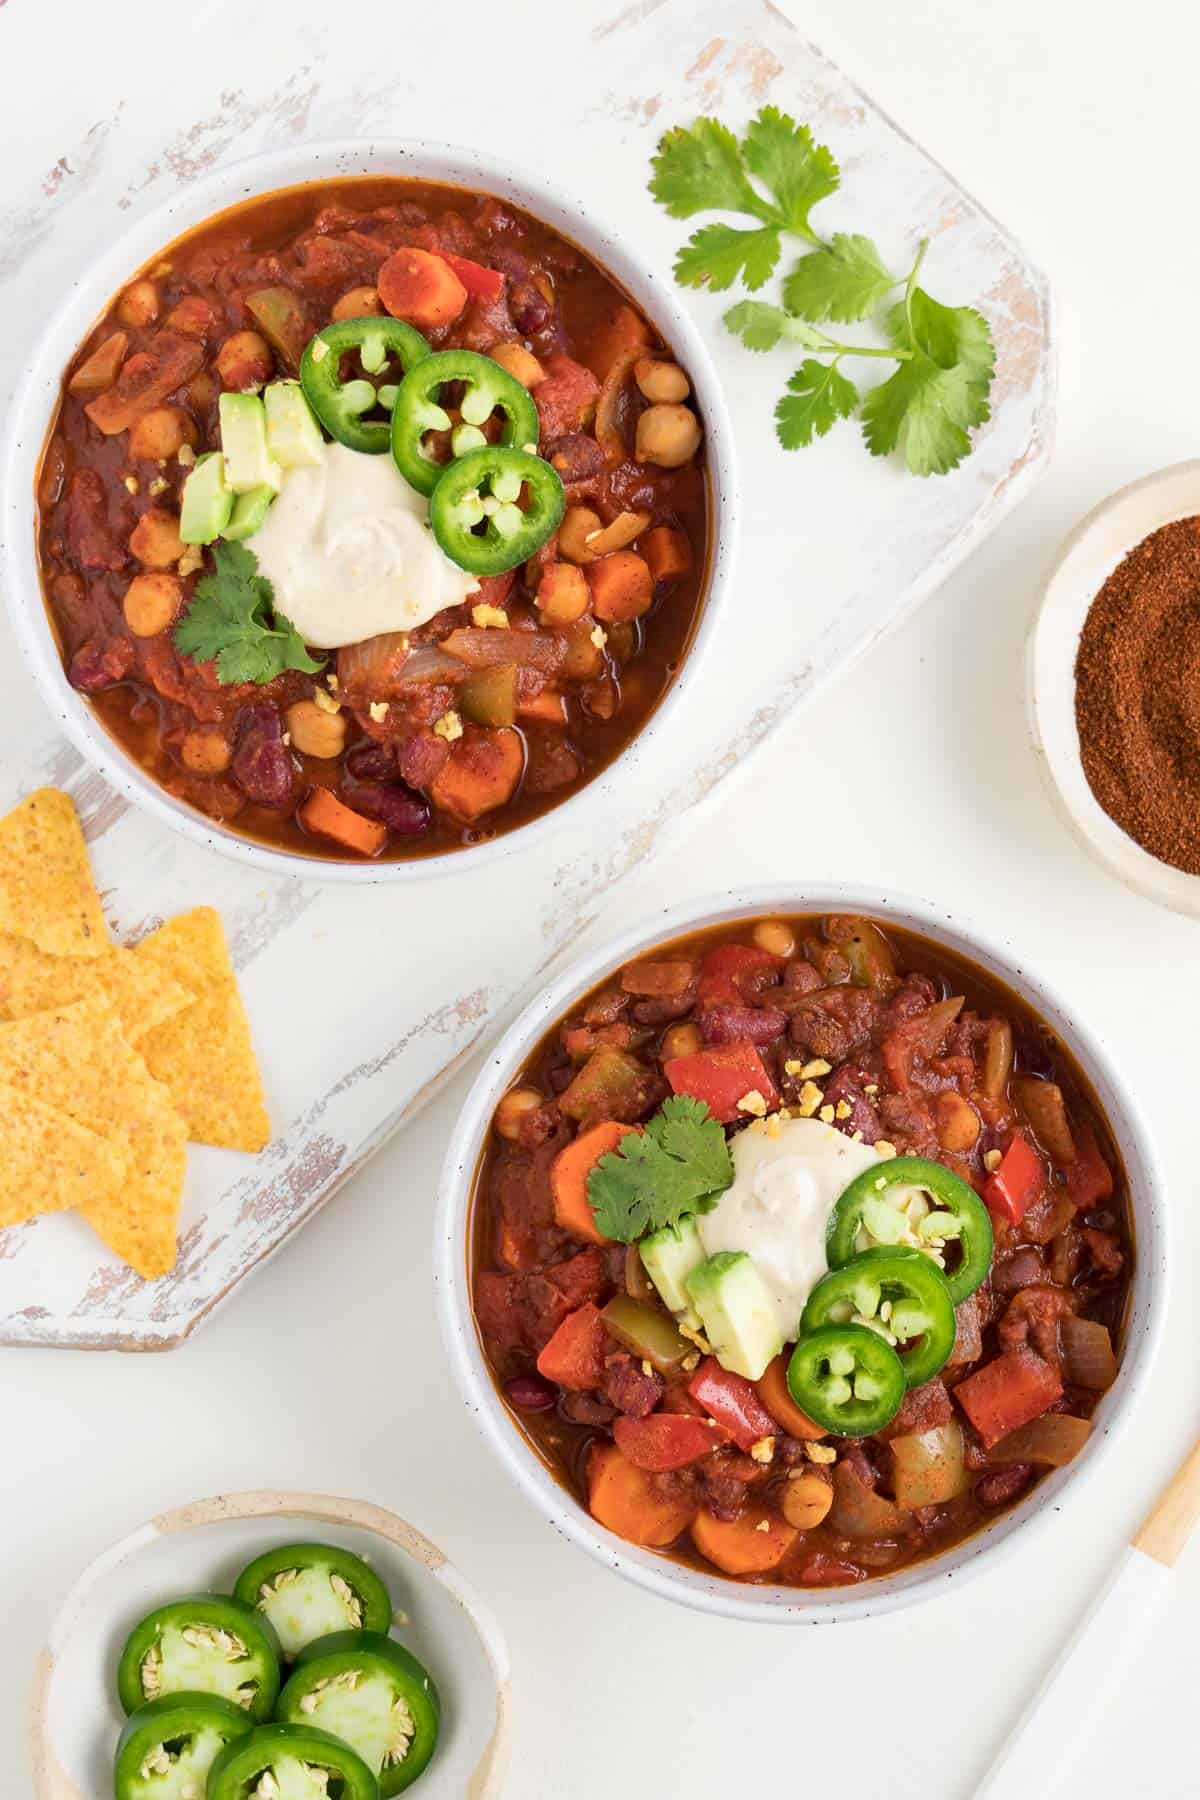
300,317,431,454
429,445,564,575
233,1542,392,1660
206,1723,379,1800
116,1594,281,1721
277,1630,441,1796
800,1246,957,1390
827,1155,994,1305
786,1323,905,1437
114,1693,253,1800
390,348,540,496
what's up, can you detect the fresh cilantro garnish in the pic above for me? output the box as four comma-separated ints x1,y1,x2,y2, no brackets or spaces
586,1095,734,1244
649,110,995,476
173,541,324,685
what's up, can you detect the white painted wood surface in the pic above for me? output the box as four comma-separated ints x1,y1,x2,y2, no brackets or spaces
0,0,1051,1346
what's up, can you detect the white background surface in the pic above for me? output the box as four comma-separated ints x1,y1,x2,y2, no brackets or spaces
4,0,1197,1795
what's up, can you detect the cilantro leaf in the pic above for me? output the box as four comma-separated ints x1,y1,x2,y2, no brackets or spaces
782,233,896,324
586,1095,734,1244
723,301,834,352
174,541,323,685
650,118,773,222
775,360,860,449
862,287,995,475
740,107,839,239
676,223,781,292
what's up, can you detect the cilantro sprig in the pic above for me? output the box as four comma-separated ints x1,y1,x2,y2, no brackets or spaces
650,107,995,476
173,541,323,685
586,1095,734,1244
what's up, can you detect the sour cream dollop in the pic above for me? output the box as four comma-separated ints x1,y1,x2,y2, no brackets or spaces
697,1117,883,1339
249,441,478,648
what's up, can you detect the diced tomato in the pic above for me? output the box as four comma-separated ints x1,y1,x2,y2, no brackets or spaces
612,1414,730,1471
688,1358,780,1451
443,252,506,302
696,943,782,1009
536,1301,607,1390
664,1040,778,1125
1066,1125,1114,1210
984,1133,1045,1225
955,1346,1063,1449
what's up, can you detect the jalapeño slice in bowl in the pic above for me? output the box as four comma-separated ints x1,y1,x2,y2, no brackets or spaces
300,317,431,454
114,1692,254,1800
827,1155,994,1305
116,1594,281,1721
277,1630,441,1797
206,1722,379,1800
390,348,540,496
233,1542,392,1659
429,445,564,575
800,1246,957,1390
786,1323,905,1437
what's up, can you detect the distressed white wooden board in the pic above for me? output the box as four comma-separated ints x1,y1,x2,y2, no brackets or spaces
0,0,1052,1347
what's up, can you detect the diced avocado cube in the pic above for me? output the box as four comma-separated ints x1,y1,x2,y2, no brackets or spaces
264,380,325,470
178,452,233,545
685,1251,782,1382
223,484,276,542
640,1217,706,1327
219,392,282,495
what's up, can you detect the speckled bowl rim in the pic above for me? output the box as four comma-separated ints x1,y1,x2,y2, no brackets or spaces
29,1489,511,1798
1,138,738,885
434,884,1167,1624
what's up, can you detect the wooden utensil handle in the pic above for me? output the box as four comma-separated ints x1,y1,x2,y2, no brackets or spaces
1134,1440,1200,1566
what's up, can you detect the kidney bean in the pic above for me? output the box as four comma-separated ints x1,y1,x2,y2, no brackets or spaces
231,703,294,809
68,637,134,693
975,1463,1035,1508
510,281,551,335
345,781,431,836
505,1373,557,1413
345,742,398,782
698,1004,787,1046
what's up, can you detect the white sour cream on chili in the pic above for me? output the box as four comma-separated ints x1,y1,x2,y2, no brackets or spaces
248,440,478,648
697,1117,883,1340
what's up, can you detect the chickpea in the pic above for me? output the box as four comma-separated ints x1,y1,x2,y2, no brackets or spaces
561,615,604,680
495,1086,543,1141
489,341,546,389
286,699,347,760
557,505,604,565
753,920,797,959
780,1470,833,1531
635,402,702,469
123,571,182,638
129,508,184,569
536,562,589,625
128,406,197,463
935,1091,981,1153
661,1022,702,1061
180,729,232,775
118,279,160,329
635,357,690,404
332,286,382,321
215,329,273,392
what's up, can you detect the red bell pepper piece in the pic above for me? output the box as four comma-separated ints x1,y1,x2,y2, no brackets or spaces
612,1414,730,1471
955,1346,1063,1449
696,943,782,1009
984,1133,1044,1225
536,1301,607,1391
443,253,506,303
688,1357,780,1450
664,1040,778,1125
796,1552,866,1588
1066,1125,1114,1210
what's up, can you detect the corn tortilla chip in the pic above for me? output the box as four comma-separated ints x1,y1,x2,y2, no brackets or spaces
134,907,271,1153
0,999,187,1278
0,933,194,1041
0,789,108,958
0,1079,126,1228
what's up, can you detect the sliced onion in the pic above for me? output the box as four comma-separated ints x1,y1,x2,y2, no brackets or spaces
1013,1076,1077,1166
441,627,566,673
889,1421,970,1508
594,348,642,466
337,631,414,696
829,1463,912,1539
988,1413,1092,1467
585,509,652,556
1060,1317,1118,1391
982,1019,1014,1099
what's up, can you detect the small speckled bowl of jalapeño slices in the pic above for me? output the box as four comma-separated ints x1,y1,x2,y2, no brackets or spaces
113,1541,440,1798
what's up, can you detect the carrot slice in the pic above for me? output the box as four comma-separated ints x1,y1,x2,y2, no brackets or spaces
300,788,387,857
378,247,467,330
585,551,653,623
429,726,524,823
690,1507,798,1576
516,689,567,726
755,1353,827,1441
536,1301,607,1390
551,1120,636,1244
588,1443,695,1547
642,525,693,585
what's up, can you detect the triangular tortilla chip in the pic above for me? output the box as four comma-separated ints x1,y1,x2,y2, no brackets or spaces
0,1079,126,1228
0,788,108,958
0,999,186,1277
0,933,193,1042
134,907,271,1153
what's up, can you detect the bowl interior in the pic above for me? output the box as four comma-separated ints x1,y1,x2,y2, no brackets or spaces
33,1492,508,1798
1028,459,1200,915
436,884,1165,1623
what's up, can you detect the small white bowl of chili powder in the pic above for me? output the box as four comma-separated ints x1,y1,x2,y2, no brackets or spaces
1028,459,1200,916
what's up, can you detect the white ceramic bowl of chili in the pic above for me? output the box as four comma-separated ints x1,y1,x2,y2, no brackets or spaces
434,884,1166,1623
0,140,736,883
1028,459,1200,917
